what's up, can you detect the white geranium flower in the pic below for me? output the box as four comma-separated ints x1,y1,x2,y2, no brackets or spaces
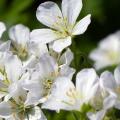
9,24,48,60
0,52,30,102
100,66,120,110
0,53,47,120
0,91,46,120
24,54,75,105
89,31,120,70
88,84,116,120
42,68,98,112
86,68,119,120
30,0,91,52
90,71,117,111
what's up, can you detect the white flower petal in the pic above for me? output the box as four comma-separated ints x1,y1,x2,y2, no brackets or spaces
29,42,48,57
0,41,11,52
25,107,47,120
38,54,58,77
59,48,74,66
0,101,12,118
5,115,20,120
62,0,82,25
42,77,75,111
76,68,98,102
72,14,91,35
5,55,22,82
89,49,113,70
0,22,6,38
52,37,72,53
36,1,63,30
99,33,120,51
0,52,12,71
24,54,58,105
114,66,120,85
24,80,42,105
9,24,30,48
25,91,41,106
27,54,57,81
60,65,75,80
30,29,58,44
23,55,38,69
87,110,106,120
115,100,120,110
103,92,117,109
5,82,24,101
89,32,120,69
100,71,116,91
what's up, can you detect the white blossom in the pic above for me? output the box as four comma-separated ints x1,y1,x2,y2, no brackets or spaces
89,31,120,70
24,53,75,105
0,91,46,120
9,24,48,60
87,70,117,120
0,1,118,119
42,68,98,112
0,52,27,101
100,66,120,110
30,0,91,52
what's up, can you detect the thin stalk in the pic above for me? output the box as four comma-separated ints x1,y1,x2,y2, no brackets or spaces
26,113,29,120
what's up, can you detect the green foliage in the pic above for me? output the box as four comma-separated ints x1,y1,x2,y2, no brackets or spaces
0,0,33,27
83,0,104,20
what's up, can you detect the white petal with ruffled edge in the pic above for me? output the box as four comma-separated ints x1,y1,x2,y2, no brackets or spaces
36,1,63,30
9,24,30,48
52,37,71,53
76,68,98,102
62,0,82,25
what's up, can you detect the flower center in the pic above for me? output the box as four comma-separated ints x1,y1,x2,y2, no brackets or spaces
53,16,73,38
106,50,119,63
10,98,33,119
43,79,53,90
62,88,79,106
10,43,28,61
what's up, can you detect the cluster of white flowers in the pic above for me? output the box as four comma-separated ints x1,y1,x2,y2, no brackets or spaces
0,0,119,120
89,31,120,70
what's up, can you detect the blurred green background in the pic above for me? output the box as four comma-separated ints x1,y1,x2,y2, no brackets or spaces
0,0,120,119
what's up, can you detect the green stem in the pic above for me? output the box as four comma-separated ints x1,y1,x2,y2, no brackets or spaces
72,112,79,120
26,113,29,120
